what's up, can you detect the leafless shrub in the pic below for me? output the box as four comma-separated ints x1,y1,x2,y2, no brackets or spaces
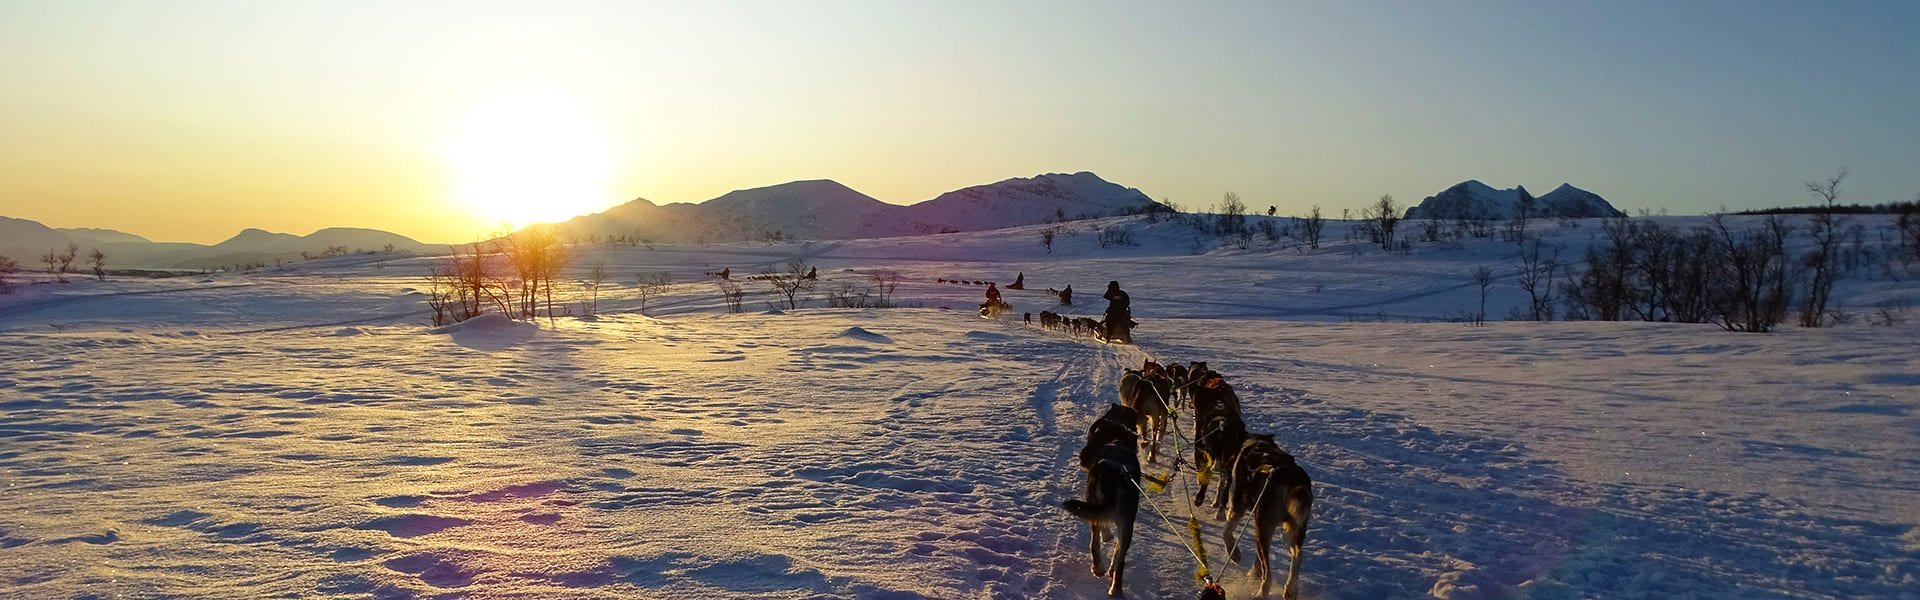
1214,192,1248,238
584,259,609,314
1360,195,1400,250
759,259,815,310
87,248,106,280
426,243,505,326
1300,206,1325,249
1708,215,1796,332
0,255,17,294
716,279,745,313
1867,304,1908,327
635,272,672,315
1471,265,1495,326
494,226,570,321
1798,168,1847,327
1515,239,1561,321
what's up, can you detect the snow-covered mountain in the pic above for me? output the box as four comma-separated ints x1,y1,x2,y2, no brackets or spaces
556,172,1163,243
0,217,432,269
1404,180,1626,220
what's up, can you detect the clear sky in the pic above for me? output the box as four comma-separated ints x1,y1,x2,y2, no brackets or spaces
2,0,1916,244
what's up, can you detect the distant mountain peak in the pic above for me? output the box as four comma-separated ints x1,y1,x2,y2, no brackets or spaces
1406,180,1624,220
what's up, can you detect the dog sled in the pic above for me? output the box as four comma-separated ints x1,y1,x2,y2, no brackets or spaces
1092,318,1138,344
978,299,1012,319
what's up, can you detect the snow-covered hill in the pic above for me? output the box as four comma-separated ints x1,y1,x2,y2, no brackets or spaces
556,171,1164,243
1405,180,1627,220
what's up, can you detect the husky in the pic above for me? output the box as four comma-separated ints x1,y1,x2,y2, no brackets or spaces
1223,434,1313,600
1066,406,1143,597
1118,360,1176,463
1079,404,1140,469
1189,374,1247,518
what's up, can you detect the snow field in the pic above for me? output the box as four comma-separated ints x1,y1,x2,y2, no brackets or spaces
2,213,1916,598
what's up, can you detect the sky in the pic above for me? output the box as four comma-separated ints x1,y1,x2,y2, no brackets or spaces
2,0,1917,244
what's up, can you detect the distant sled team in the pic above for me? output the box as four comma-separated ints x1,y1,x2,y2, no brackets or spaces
1065,359,1313,599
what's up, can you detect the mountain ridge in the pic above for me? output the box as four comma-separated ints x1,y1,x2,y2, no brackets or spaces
1404,180,1626,220
0,220,434,269
555,171,1163,243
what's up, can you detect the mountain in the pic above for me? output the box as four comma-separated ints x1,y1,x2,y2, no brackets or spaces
557,171,1164,243
0,217,76,262
0,217,433,269
60,227,152,245
1404,180,1626,221
211,228,305,254
896,172,1158,234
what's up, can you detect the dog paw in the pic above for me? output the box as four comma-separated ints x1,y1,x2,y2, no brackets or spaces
1227,547,1243,564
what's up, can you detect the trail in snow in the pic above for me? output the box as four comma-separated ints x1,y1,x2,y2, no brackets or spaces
2,214,1917,598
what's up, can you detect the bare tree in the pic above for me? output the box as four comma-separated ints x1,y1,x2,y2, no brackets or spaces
42,249,63,282
634,272,672,315
0,255,17,294
1799,168,1847,327
1471,265,1496,326
1300,206,1325,249
1514,239,1561,320
585,259,609,314
868,270,901,307
1505,186,1536,242
426,243,507,326
716,279,745,313
761,258,815,310
88,248,107,280
60,243,79,274
1709,215,1796,332
1041,228,1055,254
1215,192,1247,237
1364,195,1400,250
493,226,570,321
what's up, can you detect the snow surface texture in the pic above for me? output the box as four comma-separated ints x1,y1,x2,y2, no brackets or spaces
1,215,1917,599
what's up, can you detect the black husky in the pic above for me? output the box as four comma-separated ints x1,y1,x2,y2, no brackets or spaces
1079,404,1140,470
1065,406,1143,597
1223,434,1313,600
1189,374,1247,519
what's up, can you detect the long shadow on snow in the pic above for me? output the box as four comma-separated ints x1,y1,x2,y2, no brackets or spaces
1227,382,1919,599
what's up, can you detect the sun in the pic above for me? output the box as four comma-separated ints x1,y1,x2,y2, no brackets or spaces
445,90,617,230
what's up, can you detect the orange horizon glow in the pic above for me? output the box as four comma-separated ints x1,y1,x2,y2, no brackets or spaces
3,2,1917,245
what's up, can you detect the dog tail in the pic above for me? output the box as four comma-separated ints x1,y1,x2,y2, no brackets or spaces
1062,499,1108,521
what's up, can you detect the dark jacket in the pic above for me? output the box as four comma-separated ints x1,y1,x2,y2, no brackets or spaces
1104,287,1130,316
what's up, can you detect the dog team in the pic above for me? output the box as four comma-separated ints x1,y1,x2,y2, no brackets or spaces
1066,359,1313,599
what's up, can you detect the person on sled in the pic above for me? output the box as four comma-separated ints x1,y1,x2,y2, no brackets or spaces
979,282,1006,316
1102,280,1131,342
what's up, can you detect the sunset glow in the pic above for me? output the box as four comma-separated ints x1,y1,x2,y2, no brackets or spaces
444,90,616,230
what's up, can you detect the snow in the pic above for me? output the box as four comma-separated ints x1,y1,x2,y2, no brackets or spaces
1,214,1916,598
